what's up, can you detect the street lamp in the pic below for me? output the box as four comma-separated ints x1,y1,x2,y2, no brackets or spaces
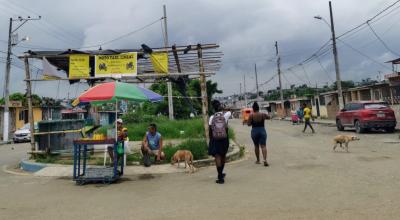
314,1,344,110
11,36,29,46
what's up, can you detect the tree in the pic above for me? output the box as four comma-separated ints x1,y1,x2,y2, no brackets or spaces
144,79,223,119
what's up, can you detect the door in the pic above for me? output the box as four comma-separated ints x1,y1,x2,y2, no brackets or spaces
341,104,353,125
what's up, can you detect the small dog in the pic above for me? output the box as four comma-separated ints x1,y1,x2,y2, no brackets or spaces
333,135,360,152
171,150,195,173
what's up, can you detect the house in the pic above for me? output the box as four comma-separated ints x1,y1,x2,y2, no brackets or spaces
0,101,42,139
318,82,395,120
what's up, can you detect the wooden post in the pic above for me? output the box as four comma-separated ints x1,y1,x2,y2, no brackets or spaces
24,56,36,151
197,44,209,141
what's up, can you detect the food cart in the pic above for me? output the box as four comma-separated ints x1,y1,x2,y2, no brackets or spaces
73,139,123,185
72,82,163,185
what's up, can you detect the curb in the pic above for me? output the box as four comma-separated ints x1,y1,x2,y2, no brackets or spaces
20,159,47,172
0,141,12,145
14,140,242,176
272,118,336,126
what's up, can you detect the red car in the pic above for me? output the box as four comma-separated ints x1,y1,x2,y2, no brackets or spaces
336,101,397,133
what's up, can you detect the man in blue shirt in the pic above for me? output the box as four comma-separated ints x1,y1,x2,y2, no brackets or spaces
141,123,165,166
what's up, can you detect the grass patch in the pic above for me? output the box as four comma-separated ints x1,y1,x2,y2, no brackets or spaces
239,145,245,158
164,139,208,162
125,118,205,141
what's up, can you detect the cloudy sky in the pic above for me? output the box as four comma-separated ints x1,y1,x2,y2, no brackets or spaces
1,0,400,98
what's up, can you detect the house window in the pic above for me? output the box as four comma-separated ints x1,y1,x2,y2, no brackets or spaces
19,111,24,121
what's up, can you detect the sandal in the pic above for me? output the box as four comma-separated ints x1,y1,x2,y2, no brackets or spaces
264,161,269,167
255,161,261,164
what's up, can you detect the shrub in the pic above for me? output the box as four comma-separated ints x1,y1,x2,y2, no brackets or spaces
164,139,208,162
125,118,204,141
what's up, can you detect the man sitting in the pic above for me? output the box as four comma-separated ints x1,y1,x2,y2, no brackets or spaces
141,123,165,166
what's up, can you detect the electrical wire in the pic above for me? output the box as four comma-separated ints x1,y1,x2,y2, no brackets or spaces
366,21,400,56
337,38,392,70
337,0,400,39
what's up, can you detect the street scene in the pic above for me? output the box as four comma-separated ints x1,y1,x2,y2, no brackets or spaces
1,0,400,219
1,120,400,219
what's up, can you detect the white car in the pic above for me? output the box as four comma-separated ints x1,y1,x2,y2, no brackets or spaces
13,123,38,143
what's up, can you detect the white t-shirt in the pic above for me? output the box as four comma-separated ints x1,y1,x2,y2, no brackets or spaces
209,111,232,125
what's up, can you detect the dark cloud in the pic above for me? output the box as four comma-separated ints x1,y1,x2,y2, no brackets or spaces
0,0,399,97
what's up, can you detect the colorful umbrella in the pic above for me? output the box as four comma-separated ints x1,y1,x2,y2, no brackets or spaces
73,82,164,105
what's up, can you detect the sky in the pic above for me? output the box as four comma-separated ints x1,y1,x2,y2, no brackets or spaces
1,0,400,98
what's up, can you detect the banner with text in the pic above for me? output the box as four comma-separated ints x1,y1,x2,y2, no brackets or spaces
95,52,137,78
69,54,90,79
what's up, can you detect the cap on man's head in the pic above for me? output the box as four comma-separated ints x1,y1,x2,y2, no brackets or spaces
117,118,123,124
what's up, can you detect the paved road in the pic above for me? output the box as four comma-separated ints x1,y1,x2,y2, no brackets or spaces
1,119,400,220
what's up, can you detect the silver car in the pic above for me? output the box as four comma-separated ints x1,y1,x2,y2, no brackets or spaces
13,123,38,143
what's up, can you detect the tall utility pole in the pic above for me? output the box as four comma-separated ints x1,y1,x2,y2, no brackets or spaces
275,41,284,114
243,74,248,107
2,16,40,142
163,5,174,120
254,63,259,100
329,1,344,109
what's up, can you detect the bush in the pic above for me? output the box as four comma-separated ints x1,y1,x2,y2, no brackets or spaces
164,139,208,162
125,118,204,141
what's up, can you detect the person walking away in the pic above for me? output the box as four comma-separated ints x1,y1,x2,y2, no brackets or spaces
247,102,270,166
209,100,231,184
302,103,315,133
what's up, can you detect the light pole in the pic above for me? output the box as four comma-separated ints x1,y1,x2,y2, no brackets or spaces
314,1,344,110
2,16,39,142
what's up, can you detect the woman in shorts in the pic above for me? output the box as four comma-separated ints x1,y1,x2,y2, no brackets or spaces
247,102,270,166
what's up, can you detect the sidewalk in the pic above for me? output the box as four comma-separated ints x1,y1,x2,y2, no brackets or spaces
14,140,241,177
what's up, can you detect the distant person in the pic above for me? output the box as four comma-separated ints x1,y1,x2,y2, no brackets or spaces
209,100,231,184
247,102,270,166
296,106,304,123
302,103,315,133
108,118,128,164
141,123,165,167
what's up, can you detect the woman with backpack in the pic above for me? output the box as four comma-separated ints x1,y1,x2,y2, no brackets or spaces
209,100,231,184
247,102,270,166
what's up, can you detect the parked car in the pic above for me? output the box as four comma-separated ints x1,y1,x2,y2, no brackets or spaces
13,123,38,143
336,101,397,133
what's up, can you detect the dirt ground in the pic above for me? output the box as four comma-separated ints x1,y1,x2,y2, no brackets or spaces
1,119,400,220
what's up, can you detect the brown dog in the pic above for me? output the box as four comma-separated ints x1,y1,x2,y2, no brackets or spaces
171,150,194,173
333,135,360,152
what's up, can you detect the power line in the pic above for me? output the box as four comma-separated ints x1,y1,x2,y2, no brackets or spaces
337,0,400,39
315,55,334,82
366,21,400,56
337,38,392,70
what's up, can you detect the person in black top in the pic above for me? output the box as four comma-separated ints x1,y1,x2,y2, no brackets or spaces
247,102,270,166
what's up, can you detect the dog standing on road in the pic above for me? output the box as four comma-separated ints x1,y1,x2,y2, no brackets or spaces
171,150,195,173
333,135,360,152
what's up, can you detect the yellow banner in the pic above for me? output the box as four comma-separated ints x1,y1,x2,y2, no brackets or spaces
95,52,137,78
150,52,168,73
69,54,90,79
